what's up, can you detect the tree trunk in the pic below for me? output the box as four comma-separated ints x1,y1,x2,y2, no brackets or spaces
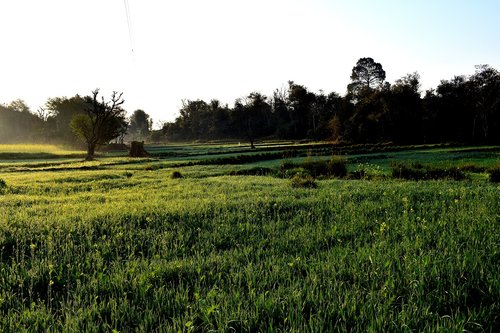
129,141,149,157
86,143,96,161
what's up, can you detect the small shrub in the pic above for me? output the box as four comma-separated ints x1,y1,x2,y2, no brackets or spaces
280,156,347,178
347,170,366,180
290,173,317,189
459,164,486,173
391,162,465,181
489,166,500,183
124,171,133,178
171,170,183,179
0,178,6,192
280,161,295,172
229,167,272,176
327,156,347,177
284,167,308,179
301,160,328,177
144,164,161,171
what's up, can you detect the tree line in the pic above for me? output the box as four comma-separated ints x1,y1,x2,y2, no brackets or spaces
161,59,500,145
1,58,499,151
0,93,151,146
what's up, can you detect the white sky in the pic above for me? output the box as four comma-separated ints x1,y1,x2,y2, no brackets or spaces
1,0,499,124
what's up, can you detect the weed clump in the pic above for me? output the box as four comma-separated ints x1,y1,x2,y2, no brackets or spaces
392,162,465,181
347,170,367,180
459,164,486,173
144,164,157,171
0,178,6,193
171,170,184,179
327,156,348,177
280,156,347,178
229,167,272,176
290,173,317,188
489,166,500,183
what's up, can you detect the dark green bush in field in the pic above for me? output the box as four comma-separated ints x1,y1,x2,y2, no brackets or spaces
144,163,163,171
202,152,287,165
489,165,500,182
280,156,347,178
171,170,184,179
327,156,347,177
290,173,317,188
459,164,486,173
279,161,295,173
391,162,465,180
0,178,6,193
347,170,367,179
229,167,272,176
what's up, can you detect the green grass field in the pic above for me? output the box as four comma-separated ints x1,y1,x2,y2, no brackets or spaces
0,143,499,331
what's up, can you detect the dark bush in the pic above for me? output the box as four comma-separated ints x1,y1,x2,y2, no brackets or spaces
171,171,183,179
459,164,486,173
327,156,347,177
301,160,329,177
290,173,317,189
280,161,295,173
0,178,6,194
489,166,500,183
391,162,465,181
347,170,366,180
229,167,272,176
144,164,163,171
280,156,347,178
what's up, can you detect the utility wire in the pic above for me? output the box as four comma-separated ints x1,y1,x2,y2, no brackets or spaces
124,0,134,53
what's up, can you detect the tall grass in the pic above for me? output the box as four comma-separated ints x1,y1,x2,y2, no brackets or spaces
0,164,498,331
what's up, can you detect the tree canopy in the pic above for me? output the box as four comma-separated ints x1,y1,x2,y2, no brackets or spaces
347,57,386,98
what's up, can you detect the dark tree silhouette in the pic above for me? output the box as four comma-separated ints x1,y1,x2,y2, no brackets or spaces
347,57,386,98
128,109,152,141
469,65,500,142
144,64,500,145
70,89,127,160
287,81,316,138
234,92,272,148
384,72,423,143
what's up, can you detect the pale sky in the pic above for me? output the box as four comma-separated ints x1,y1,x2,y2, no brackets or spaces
1,0,499,124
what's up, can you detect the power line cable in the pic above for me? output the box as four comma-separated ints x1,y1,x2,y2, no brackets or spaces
124,0,134,53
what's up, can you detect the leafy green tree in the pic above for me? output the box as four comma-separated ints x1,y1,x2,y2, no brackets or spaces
44,95,87,144
234,92,272,148
0,102,43,143
383,72,423,143
435,75,472,142
7,99,31,113
270,87,291,138
469,65,500,142
70,89,127,160
128,109,152,141
287,81,316,138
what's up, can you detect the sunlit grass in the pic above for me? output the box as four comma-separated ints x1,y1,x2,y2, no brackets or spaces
0,144,83,154
0,144,498,331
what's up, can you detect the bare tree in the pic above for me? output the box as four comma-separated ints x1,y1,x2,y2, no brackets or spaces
71,89,127,160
